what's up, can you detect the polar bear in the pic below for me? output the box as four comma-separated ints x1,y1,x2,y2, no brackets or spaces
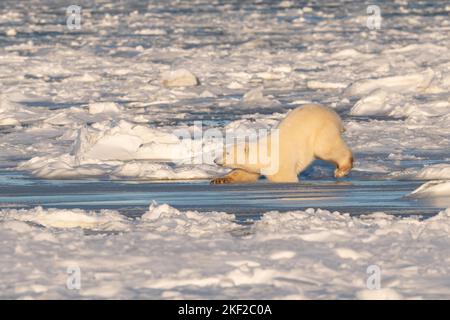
211,104,353,184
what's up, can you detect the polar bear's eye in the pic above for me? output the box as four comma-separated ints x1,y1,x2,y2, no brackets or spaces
244,145,249,155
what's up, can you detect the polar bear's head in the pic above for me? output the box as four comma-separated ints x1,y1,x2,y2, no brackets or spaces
214,133,280,175
215,142,252,169
214,141,270,173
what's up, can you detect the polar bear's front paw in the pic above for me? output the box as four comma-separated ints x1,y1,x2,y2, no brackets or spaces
334,166,351,178
210,176,234,184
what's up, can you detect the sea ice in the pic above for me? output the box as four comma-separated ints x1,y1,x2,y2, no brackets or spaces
1,203,450,299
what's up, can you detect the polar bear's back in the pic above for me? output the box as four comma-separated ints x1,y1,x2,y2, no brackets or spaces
278,104,343,133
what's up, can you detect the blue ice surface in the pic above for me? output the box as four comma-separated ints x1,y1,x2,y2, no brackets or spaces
0,169,447,222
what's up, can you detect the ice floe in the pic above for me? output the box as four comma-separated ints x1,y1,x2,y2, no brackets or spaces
161,69,199,87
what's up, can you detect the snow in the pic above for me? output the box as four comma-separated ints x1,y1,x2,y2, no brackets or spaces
161,69,199,87
242,86,273,104
307,81,347,90
410,181,450,197
5,28,16,37
88,102,121,115
18,120,228,179
345,70,435,98
416,164,450,180
1,206,130,231
0,0,450,299
2,203,450,299
350,89,399,116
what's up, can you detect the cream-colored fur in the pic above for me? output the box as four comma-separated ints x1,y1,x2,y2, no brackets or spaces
211,169,260,184
211,104,353,184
